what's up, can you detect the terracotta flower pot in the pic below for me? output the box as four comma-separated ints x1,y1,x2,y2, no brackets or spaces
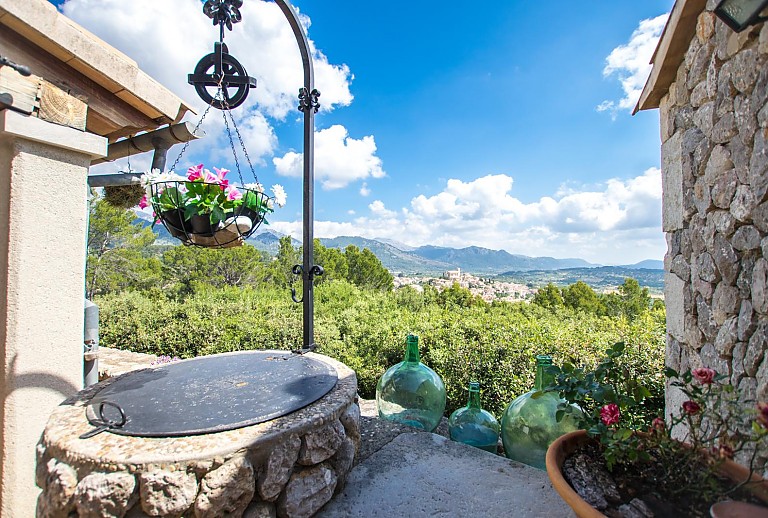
545,430,768,518
545,430,606,518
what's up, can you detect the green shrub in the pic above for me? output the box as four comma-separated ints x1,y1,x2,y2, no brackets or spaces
96,280,665,420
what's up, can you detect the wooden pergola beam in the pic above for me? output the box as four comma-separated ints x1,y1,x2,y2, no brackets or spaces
0,24,167,141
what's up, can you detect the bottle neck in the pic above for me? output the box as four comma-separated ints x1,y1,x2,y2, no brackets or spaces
534,356,554,390
404,337,420,363
467,382,481,409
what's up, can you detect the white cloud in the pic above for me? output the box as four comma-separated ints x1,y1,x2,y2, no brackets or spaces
273,125,385,189
209,110,278,169
270,168,664,264
359,182,371,197
598,13,668,117
60,0,353,170
369,200,397,218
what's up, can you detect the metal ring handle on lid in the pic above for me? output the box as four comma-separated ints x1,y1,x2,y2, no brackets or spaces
98,400,127,428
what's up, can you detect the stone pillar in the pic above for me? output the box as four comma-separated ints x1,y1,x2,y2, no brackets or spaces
0,109,105,516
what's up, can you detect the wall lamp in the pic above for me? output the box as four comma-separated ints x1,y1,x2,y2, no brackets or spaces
714,0,768,32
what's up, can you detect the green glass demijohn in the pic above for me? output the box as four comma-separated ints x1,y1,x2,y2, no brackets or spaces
500,355,580,469
448,381,500,453
376,334,446,432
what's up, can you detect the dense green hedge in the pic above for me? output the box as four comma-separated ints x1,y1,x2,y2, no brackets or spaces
97,280,666,419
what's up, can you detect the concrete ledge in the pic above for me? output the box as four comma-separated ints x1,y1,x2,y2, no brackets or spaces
0,109,105,157
318,431,574,517
97,346,158,380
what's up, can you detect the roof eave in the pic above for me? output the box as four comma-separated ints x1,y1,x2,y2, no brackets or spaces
634,0,707,114
0,0,194,123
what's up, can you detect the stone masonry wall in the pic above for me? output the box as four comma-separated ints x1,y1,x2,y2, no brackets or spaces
660,3,768,471
36,353,359,518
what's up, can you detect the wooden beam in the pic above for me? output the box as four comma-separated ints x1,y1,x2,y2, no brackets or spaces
0,25,161,137
39,79,87,130
0,66,39,114
1,66,88,130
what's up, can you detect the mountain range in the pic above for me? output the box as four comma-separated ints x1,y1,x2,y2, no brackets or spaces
147,222,663,279
314,235,662,275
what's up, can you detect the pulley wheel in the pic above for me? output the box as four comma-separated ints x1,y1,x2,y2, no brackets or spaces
193,52,252,109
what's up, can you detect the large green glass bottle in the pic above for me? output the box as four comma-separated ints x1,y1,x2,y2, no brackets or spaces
500,355,579,469
448,381,500,453
376,334,446,432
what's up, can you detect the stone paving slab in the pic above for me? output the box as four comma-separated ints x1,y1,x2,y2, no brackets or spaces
318,431,575,517
97,346,158,380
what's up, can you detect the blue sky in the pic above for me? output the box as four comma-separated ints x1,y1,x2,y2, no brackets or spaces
52,0,674,264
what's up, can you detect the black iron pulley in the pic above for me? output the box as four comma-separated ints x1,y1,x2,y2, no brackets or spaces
188,42,256,109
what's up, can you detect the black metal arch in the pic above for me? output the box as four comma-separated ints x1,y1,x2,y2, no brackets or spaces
272,0,321,351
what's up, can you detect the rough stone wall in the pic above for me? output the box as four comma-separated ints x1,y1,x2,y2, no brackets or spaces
36,402,361,518
660,3,768,470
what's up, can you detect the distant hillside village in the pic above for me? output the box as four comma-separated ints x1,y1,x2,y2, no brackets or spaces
393,268,665,304
395,268,536,303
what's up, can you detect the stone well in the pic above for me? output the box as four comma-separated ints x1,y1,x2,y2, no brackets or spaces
36,353,359,518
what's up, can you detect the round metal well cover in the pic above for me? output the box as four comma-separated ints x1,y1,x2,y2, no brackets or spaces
85,351,338,437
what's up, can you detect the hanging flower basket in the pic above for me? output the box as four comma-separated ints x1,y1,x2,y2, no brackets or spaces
142,165,286,249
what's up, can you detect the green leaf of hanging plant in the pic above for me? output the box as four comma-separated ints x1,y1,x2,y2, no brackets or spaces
211,206,225,225
184,204,198,221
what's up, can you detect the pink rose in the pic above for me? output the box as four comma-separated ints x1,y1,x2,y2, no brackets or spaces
600,403,620,426
682,401,701,415
651,417,665,432
692,368,716,385
758,402,768,430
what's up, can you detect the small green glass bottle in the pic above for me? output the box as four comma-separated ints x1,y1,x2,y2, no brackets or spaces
448,381,500,453
501,355,579,469
376,334,446,432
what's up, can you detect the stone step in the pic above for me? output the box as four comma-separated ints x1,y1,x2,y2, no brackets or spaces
319,402,575,517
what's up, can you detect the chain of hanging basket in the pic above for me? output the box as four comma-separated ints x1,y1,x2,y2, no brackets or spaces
145,0,274,249
148,87,273,249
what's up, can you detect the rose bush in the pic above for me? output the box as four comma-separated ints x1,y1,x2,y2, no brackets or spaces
545,343,768,512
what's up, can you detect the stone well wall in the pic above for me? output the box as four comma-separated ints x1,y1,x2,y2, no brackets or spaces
660,3,768,470
36,353,359,518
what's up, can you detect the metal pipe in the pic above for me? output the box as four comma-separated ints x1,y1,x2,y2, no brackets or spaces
91,122,204,165
151,137,172,172
274,0,317,350
84,299,99,386
88,123,206,187
87,172,143,187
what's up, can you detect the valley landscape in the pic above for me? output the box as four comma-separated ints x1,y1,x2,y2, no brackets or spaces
150,224,664,293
